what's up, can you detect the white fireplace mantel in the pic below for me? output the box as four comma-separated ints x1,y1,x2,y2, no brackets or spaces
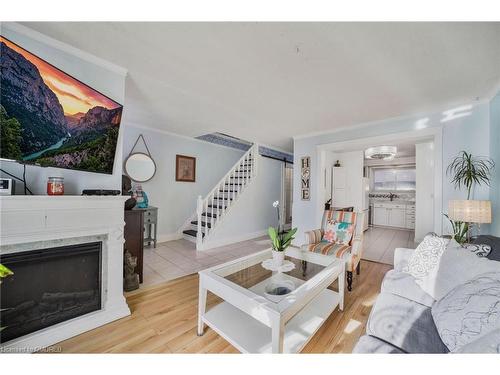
0,195,131,352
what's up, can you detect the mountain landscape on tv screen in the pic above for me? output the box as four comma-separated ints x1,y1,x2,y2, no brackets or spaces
0,37,122,174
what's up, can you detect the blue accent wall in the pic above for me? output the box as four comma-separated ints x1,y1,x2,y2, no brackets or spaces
490,92,500,236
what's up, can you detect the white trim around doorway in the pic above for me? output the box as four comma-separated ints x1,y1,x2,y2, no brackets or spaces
314,127,443,238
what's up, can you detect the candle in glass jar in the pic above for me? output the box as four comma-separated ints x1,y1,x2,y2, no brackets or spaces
47,177,64,195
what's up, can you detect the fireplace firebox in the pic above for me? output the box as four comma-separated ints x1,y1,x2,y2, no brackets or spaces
0,242,102,343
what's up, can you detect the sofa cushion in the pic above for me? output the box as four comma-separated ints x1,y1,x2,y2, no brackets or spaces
404,233,449,281
431,272,500,352
305,241,351,259
472,235,500,262
381,270,435,307
366,292,448,353
452,328,500,353
393,248,415,272
416,244,500,300
352,335,406,354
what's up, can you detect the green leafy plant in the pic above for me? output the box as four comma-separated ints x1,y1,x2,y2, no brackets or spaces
268,200,298,252
0,264,13,332
443,214,469,244
445,151,495,244
446,151,495,199
0,263,13,279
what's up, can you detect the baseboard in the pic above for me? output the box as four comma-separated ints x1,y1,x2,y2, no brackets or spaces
157,232,183,244
199,229,268,251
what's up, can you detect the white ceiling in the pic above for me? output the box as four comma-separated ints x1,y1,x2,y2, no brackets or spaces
22,22,500,152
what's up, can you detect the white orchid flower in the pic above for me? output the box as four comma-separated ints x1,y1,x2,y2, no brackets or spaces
272,200,279,208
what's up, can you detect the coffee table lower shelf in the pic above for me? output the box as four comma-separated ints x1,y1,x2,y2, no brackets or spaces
202,288,340,353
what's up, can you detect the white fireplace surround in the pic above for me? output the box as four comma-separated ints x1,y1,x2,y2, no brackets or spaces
0,196,131,352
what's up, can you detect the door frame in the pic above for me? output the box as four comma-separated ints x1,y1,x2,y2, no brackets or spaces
315,127,443,239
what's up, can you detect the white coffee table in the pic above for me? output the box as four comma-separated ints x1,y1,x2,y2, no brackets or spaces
197,247,345,353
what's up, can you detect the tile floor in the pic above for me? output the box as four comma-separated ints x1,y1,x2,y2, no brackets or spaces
362,226,417,265
142,236,270,288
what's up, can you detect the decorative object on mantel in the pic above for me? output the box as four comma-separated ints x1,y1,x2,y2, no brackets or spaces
125,134,157,183
300,156,311,200
123,249,140,292
133,185,149,209
444,151,495,244
175,154,196,182
121,175,136,210
334,160,341,167
47,176,64,195
267,200,298,267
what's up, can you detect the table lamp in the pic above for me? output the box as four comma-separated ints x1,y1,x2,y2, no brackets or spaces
448,200,492,242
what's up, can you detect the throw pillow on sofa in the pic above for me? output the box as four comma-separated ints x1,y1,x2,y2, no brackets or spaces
404,233,449,281
462,243,492,258
431,272,500,352
416,242,500,300
322,220,354,245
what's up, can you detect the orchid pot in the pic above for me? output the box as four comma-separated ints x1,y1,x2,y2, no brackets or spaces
267,200,298,267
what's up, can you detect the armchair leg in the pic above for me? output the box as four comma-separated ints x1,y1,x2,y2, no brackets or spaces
347,271,353,292
356,262,360,275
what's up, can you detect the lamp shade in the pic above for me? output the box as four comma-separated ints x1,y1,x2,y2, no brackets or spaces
448,200,492,223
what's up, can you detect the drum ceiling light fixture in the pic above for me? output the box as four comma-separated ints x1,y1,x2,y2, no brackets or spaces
364,145,397,160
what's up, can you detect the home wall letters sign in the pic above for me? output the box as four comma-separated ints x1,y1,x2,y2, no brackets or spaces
301,156,310,200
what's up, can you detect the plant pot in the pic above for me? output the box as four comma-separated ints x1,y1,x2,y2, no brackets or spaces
272,250,285,267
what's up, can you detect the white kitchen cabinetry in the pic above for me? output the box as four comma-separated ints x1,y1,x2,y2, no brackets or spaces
388,207,405,227
373,203,413,229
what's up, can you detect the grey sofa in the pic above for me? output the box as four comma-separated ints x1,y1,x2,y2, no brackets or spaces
353,235,500,353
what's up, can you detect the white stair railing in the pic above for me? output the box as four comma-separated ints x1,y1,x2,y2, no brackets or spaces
195,143,258,249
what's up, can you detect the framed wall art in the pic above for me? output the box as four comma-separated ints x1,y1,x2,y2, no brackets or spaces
175,155,196,182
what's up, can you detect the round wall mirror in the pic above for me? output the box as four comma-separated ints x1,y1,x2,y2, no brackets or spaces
125,152,156,182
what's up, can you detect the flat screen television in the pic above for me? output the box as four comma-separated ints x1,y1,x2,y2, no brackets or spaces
0,36,123,175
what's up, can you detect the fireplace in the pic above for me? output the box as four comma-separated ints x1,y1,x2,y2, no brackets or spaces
0,242,102,343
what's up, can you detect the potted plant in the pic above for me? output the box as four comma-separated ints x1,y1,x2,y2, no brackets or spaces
0,264,13,332
445,151,495,244
268,201,298,266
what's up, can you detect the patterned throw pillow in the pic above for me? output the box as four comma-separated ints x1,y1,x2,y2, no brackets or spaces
432,272,500,352
462,243,492,258
322,220,354,245
403,233,450,281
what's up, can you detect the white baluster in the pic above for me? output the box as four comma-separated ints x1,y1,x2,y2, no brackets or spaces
210,194,214,230
196,195,203,249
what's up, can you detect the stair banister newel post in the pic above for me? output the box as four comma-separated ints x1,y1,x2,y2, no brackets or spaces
196,195,203,248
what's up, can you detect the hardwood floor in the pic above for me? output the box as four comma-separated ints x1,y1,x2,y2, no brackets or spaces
47,259,391,353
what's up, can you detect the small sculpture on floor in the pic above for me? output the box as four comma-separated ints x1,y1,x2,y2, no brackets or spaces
123,249,140,292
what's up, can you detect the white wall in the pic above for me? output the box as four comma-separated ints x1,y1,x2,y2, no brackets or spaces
415,142,435,241
0,23,127,195
293,101,491,244
122,125,245,241
201,156,282,249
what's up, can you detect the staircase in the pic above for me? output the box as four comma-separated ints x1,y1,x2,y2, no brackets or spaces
182,143,258,250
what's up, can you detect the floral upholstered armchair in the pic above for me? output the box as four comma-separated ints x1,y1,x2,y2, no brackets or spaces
300,209,365,291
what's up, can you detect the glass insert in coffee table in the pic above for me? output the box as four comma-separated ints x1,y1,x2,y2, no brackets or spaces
197,247,345,353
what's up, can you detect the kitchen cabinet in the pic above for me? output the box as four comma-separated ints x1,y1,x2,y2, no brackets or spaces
388,208,405,227
373,203,412,229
